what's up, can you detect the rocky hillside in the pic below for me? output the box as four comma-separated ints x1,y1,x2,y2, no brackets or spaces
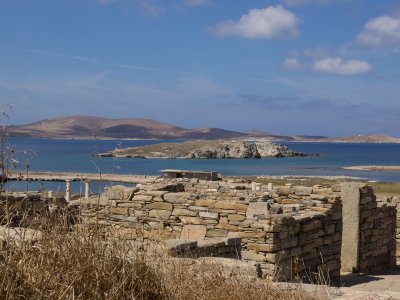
7,116,247,140
320,134,400,143
99,140,311,159
7,116,400,143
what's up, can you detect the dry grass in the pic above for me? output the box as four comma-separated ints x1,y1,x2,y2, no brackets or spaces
0,208,327,300
370,182,400,196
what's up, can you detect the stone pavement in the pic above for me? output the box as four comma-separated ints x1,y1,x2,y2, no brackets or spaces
336,269,400,299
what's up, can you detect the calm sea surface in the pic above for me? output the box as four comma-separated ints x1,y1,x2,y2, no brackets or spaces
3,138,400,192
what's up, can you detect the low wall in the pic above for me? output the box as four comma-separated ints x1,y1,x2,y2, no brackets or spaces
79,179,343,283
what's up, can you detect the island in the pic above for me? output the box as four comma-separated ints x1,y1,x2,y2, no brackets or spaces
98,140,315,159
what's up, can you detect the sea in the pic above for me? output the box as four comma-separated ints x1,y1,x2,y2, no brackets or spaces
3,138,400,193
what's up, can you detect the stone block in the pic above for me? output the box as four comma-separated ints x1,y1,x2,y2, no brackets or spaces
144,202,173,211
247,243,280,252
293,186,313,196
144,230,179,241
163,192,190,204
275,186,291,196
195,199,216,208
199,211,219,219
241,250,266,262
206,229,228,238
228,214,246,222
145,190,168,197
181,225,207,240
132,195,153,202
215,223,239,231
172,209,197,217
246,202,270,218
214,202,248,212
109,207,129,216
179,216,203,225
149,209,172,220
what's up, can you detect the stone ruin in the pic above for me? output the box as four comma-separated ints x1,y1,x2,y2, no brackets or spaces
0,177,399,286
69,178,398,286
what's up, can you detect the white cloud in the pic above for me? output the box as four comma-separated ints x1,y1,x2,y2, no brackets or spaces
356,15,400,48
183,0,208,6
139,0,164,16
282,58,303,71
211,5,299,39
312,57,372,76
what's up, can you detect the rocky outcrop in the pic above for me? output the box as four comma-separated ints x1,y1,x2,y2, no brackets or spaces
188,141,260,158
100,140,312,159
255,142,308,158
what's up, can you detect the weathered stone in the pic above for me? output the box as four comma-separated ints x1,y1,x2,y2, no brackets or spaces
132,195,153,202
293,186,313,196
145,190,168,197
144,230,178,241
275,186,291,196
341,183,360,273
214,202,248,211
206,229,228,238
199,211,219,219
241,250,266,262
270,204,283,214
179,216,203,225
149,209,172,220
117,202,141,208
246,202,270,218
172,209,197,217
109,207,129,216
238,232,266,239
108,185,134,201
144,202,173,211
181,225,206,240
215,223,239,231
228,214,246,222
195,199,216,208
164,193,190,204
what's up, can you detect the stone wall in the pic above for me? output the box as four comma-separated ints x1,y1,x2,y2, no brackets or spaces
79,179,343,283
358,186,396,273
383,196,400,265
341,183,396,274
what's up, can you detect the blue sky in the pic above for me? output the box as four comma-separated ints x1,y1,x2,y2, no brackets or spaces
0,0,400,137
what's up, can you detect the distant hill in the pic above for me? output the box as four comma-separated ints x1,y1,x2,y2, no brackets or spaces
320,134,400,143
245,129,294,141
7,116,247,140
6,116,400,143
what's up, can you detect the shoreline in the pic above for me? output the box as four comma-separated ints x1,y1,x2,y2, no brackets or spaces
343,166,400,172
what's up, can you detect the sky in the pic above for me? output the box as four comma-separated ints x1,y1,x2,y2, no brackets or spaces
0,0,400,137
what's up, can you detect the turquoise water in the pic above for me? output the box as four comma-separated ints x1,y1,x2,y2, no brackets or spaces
3,138,400,192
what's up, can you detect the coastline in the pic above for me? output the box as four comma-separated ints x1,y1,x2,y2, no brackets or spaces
343,166,400,172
